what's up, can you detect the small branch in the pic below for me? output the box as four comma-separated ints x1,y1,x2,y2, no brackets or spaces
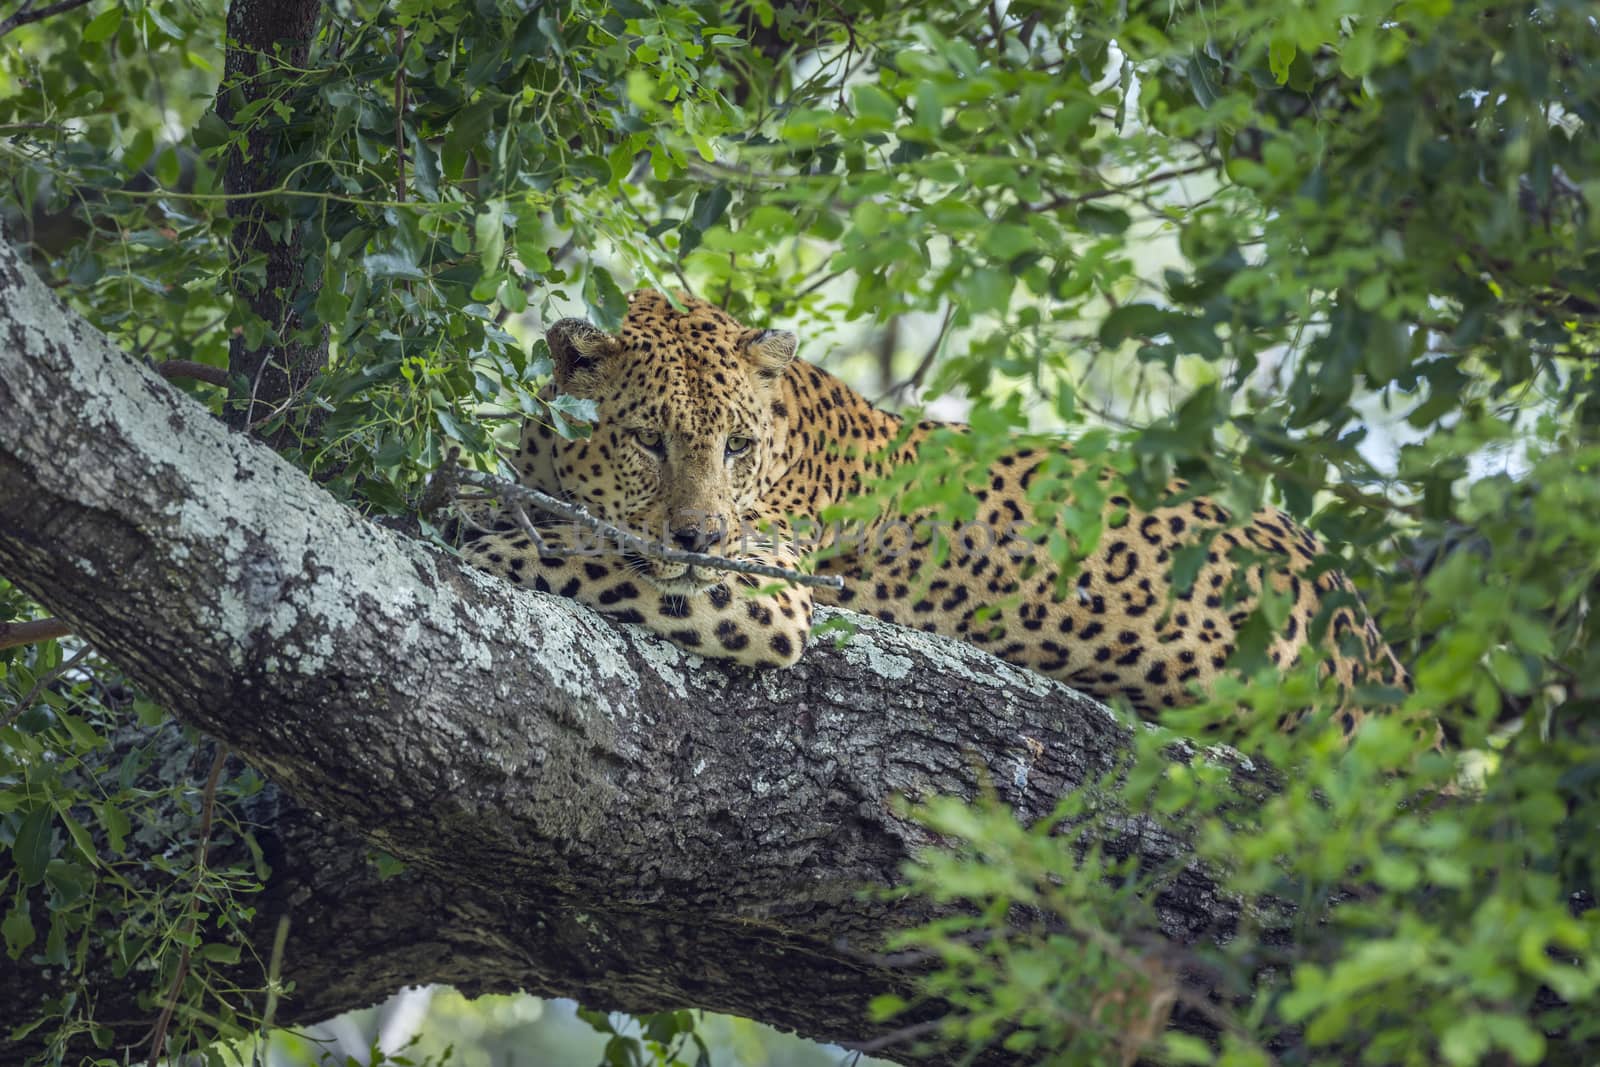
795,266,848,300
145,743,230,1067
0,122,70,135
1236,451,1422,520
0,617,72,650
2,644,92,728
416,447,462,521
984,0,1005,60
875,316,901,394
260,916,292,1033
457,468,845,591
156,360,230,388
0,617,73,652
875,304,954,405
393,24,406,204
0,0,92,38
1028,163,1215,213
840,1019,944,1055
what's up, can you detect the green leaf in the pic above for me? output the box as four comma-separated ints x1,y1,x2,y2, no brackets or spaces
55,711,101,751
124,129,155,175
547,392,599,424
363,253,426,282
1,892,34,959
93,801,130,856
981,223,1034,262
584,266,628,331
690,184,732,231
852,84,899,124
1099,304,1171,347
192,112,230,151
154,147,180,188
409,130,441,202
1482,1014,1545,1064
55,807,100,868
372,851,408,880
965,268,1012,315
44,858,91,903
81,5,123,42
132,698,167,727
1076,204,1132,235
1162,1034,1217,1065
1340,27,1377,77
577,1007,616,1035
196,942,243,964
474,203,506,274
435,409,468,443
1268,39,1296,85
1441,1017,1489,1066
12,807,52,887
868,993,906,1021
569,155,613,186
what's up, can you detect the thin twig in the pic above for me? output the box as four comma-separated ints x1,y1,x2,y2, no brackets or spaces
146,743,230,1067
795,266,848,300
260,915,291,1033
0,0,92,38
875,304,955,405
416,447,462,521
509,504,555,555
156,360,229,388
1236,451,1420,519
0,617,72,650
839,1019,944,1054
3,644,92,728
458,468,845,590
1028,163,1215,213
393,24,406,203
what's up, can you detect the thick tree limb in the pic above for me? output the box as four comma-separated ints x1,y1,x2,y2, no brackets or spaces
0,237,1233,1064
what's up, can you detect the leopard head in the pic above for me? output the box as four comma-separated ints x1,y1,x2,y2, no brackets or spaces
543,290,798,593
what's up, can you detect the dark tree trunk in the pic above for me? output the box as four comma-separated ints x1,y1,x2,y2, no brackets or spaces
0,237,1241,1066
215,0,327,445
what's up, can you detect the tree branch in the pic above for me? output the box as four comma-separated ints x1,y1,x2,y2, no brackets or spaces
0,616,72,649
393,24,407,204
146,744,231,1067
1028,163,1216,214
0,235,1239,1065
458,469,846,591
156,359,230,388
0,0,93,39
215,0,326,446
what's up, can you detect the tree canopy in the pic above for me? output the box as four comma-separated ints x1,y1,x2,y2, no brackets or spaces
2,0,1598,1064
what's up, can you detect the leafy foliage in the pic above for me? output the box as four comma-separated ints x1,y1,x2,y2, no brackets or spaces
1,636,270,1059
2,0,1598,1063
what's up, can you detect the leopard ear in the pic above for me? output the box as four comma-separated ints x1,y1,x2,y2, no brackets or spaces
742,329,798,383
546,318,620,392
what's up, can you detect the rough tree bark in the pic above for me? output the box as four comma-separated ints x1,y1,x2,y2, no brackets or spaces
0,236,1237,1064
215,0,328,444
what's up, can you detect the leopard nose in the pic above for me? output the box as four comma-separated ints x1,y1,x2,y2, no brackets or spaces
670,525,723,553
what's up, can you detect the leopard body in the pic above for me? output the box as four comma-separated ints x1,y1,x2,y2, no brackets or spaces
463,290,1405,730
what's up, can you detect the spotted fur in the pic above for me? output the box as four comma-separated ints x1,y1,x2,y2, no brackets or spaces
463,291,1407,733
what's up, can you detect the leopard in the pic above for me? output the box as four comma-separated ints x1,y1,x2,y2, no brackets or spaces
462,289,1409,735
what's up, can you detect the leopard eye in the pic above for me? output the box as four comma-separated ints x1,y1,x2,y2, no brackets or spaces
725,435,755,457
632,428,664,453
